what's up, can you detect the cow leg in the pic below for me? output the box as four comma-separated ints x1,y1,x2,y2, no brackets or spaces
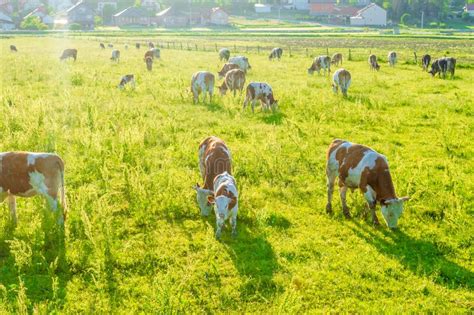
215,215,224,239
326,170,336,214
339,184,351,218
243,97,249,110
8,194,17,224
251,100,256,113
230,214,237,238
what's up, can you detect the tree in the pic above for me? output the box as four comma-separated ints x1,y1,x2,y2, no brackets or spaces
20,16,48,30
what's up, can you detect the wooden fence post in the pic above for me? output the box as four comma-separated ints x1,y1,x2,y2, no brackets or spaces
195,44,198,51
348,48,352,61
306,48,308,57
215,43,217,52
289,46,292,57
258,46,260,54
326,47,329,56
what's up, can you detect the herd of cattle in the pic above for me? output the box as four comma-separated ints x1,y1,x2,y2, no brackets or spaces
4,41,460,238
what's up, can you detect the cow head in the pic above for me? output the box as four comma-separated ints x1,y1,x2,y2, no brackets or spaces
381,197,410,228
218,83,228,96
193,183,213,216
308,61,320,75
207,188,237,238
428,61,440,77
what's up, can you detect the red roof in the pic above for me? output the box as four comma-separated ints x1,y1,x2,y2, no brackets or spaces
466,4,474,10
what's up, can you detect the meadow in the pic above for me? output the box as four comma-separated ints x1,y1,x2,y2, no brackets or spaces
0,35,473,313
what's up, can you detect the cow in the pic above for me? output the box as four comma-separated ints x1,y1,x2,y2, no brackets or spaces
10,45,17,52
108,44,113,48
150,48,160,58
110,49,120,62
124,44,128,50
368,54,380,71
421,54,431,71
308,55,331,75
218,63,240,80
148,42,154,48
332,69,351,97
243,82,278,113
228,56,251,73
218,69,246,97
325,139,410,228
191,71,215,103
136,43,140,49
269,47,283,60
193,136,237,239
118,74,135,89
100,43,105,49
145,56,153,71
60,49,77,61
0,152,67,224
388,51,397,67
331,53,343,66
429,57,456,79
219,48,230,61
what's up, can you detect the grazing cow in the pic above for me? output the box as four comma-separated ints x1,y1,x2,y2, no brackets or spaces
108,44,113,48
145,56,153,71
193,136,237,239
269,47,283,60
150,48,160,58
332,69,351,97
368,54,380,71
429,57,456,79
110,49,120,62
218,69,246,97
60,49,77,61
421,54,431,71
191,71,215,103
10,45,17,52
325,139,409,228
118,74,135,89
136,43,140,49
100,43,105,49
228,56,251,73
218,63,240,79
0,152,67,224
388,51,397,67
331,53,343,66
124,44,128,50
243,82,278,113
308,55,331,75
219,48,230,61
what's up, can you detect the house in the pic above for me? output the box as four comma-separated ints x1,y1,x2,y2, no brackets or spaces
0,10,14,30
350,3,386,26
464,4,474,17
156,6,228,27
24,6,54,27
113,6,154,27
309,0,336,16
255,4,272,13
65,1,95,29
209,7,228,25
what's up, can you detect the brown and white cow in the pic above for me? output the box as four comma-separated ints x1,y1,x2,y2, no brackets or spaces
308,55,331,75
332,69,351,97
269,47,283,61
326,139,409,228
243,82,278,113
144,50,154,61
228,56,251,73
331,53,343,66
0,152,67,224
218,63,240,79
100,43,105,49
60,49,77,61
110,49,120,62
421,54,431,71
150,48,160,58
218,69,246,97
388,51,397,67
148,42,154,48
118,74,135,89
368,54,380,71
10,45,18,52
145,56,153,71
191,71,215,103
193,136,237,238
219,48,230,61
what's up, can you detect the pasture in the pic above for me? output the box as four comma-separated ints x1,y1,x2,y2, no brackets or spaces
0,35,473,313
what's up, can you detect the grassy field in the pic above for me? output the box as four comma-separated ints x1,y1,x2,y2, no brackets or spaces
0,35,473,313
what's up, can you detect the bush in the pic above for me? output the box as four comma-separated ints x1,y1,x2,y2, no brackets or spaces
69,23,82,30
20,16,48,30
400,13,411,25
462,12,473,22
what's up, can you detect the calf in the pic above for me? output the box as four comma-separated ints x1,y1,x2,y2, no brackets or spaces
145,56,153,71
421,54,431,71
124,44,128,50
331,53,343,66
193,136,236,238
269,47,283,60
136,43,140,49
243,82,278,113
110,49,120,62
368,54,380,71
150,48,160,58
429,57,456,79
10,45,17,52
108,44,113,48
332,69,351,97
388,51,397,67
218,63,240,79
60,49,77,61
228,56,251,73
191,71,215,103
218,69,246,97
0,152,67,224
100,43,105,49
326,139,409,228
219,48,230,61
118,74,135,89
308,55,331,75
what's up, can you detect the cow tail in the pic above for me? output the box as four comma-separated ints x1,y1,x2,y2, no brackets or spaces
58,159,67,220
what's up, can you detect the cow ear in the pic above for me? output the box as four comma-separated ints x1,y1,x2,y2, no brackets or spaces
193,183,200,191
399,196,410,202
228,196,237,210
207,194,215,204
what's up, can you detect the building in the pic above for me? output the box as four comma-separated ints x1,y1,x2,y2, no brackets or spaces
209,7,228,25
0,0,13,14
309,0,336,16
350,3,386,26
255,4,272,13
0,10,14,30
464,4,474,17
65,1,95,29
155,6,189,27
286,0,310,11
155,6,228,27
24,6,54,27
113,6,153,27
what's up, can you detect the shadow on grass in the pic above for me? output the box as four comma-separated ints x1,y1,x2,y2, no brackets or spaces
259,111,285,125
349,221,473,290
202,100,224,112
0,207,69,311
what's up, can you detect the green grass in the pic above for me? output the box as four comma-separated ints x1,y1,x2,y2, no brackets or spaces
0,36,473,313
